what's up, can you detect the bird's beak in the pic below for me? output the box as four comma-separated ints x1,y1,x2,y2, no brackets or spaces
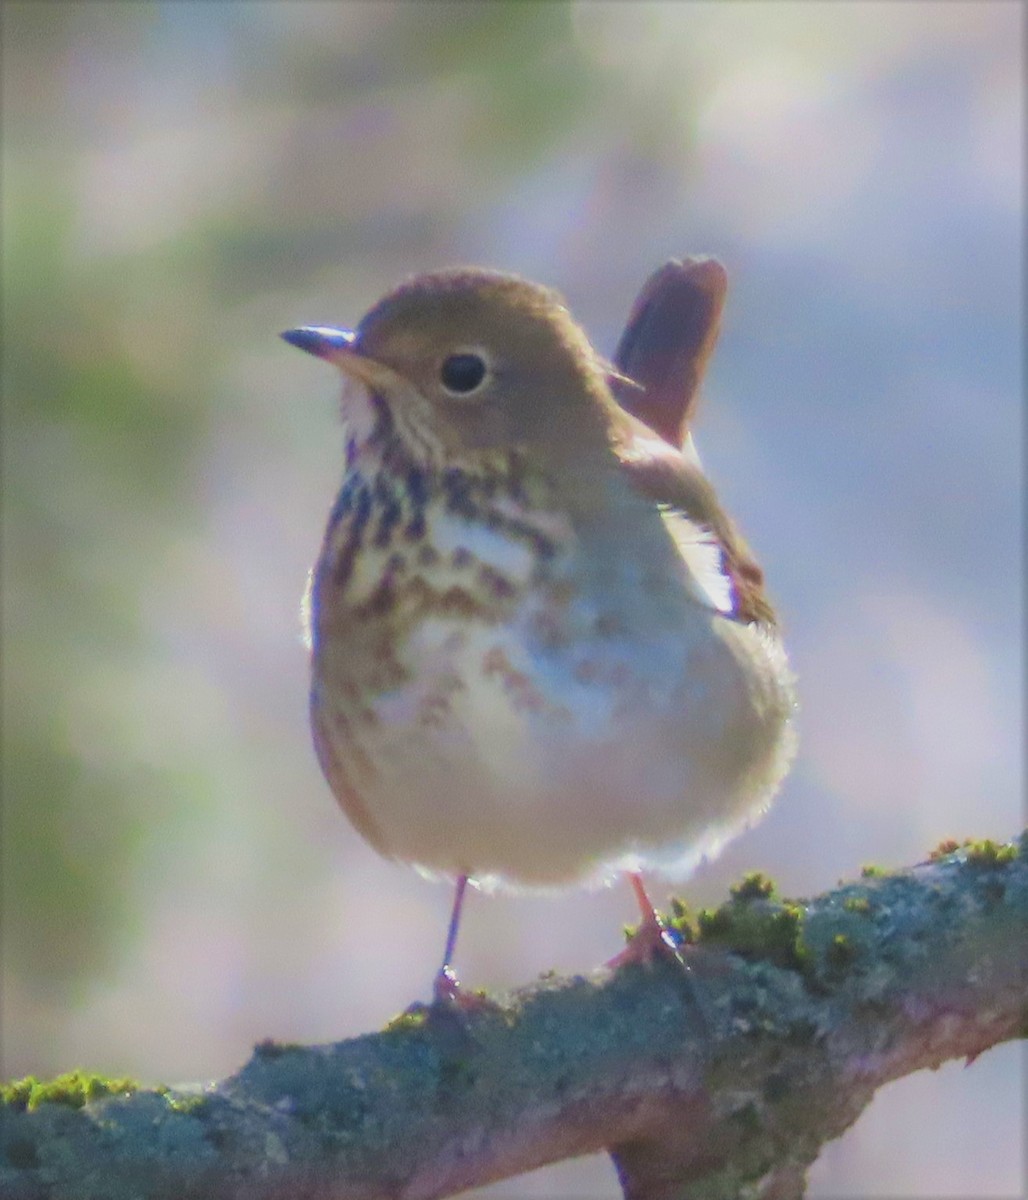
280,325,391,389
281,325,356,359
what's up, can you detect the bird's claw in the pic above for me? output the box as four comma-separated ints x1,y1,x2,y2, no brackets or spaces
606,914,684,971
430,966,496,1012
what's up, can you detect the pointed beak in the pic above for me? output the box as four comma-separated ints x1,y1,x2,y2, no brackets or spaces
281,325,396,391
280,325,357,359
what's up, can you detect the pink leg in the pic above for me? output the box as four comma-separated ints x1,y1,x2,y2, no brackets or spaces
428,875,499,1011
606,872,679,969
432,874,470,1003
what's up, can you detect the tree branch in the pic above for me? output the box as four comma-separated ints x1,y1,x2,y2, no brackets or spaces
2,834,1025,1200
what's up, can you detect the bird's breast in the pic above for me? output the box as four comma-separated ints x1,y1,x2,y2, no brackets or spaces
307,459,796,886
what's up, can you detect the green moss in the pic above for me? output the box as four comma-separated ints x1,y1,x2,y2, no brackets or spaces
0,1070,140,1112
825,933,858,968
928,838,964,862
160,1089,208,1115
927,837,1017,867
384,1007,430,1033
964,839,1017,868
843,896,872,915
0,1077,36,1111
666,896,697,943
696,897,808,971
730,871,778,902
860,864,887,878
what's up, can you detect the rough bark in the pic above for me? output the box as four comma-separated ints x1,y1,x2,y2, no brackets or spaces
2,834,1025,1200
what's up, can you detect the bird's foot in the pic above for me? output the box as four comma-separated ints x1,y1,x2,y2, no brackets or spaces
430,966,496,1012
607,916,713,1030
606,911,683,971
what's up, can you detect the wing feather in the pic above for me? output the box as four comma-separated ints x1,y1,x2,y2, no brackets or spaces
659,507,736,615
613,417,776,627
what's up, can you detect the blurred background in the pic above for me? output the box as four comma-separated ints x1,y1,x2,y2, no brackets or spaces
1,2,1022,1195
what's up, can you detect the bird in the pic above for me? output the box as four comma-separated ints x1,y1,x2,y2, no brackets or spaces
281,258,796,1003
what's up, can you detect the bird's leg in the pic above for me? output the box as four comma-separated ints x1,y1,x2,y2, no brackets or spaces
432,873,471,1004
606,872,680,969
425,875,500,1013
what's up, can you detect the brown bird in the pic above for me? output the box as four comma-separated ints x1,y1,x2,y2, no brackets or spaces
282,258,796,1002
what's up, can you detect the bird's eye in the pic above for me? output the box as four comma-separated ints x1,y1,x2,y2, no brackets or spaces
440,352,487,395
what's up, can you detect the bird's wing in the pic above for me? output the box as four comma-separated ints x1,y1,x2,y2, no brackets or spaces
613,418,776,628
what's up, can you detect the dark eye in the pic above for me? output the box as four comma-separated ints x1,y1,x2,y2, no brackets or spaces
440,353,487,395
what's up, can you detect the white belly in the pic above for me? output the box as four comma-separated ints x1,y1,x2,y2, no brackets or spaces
346,600,796,890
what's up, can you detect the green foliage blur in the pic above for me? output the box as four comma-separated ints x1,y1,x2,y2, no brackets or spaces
0,0,674,1010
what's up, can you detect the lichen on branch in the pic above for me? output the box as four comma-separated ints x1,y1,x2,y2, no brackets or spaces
2,834,1025,1200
